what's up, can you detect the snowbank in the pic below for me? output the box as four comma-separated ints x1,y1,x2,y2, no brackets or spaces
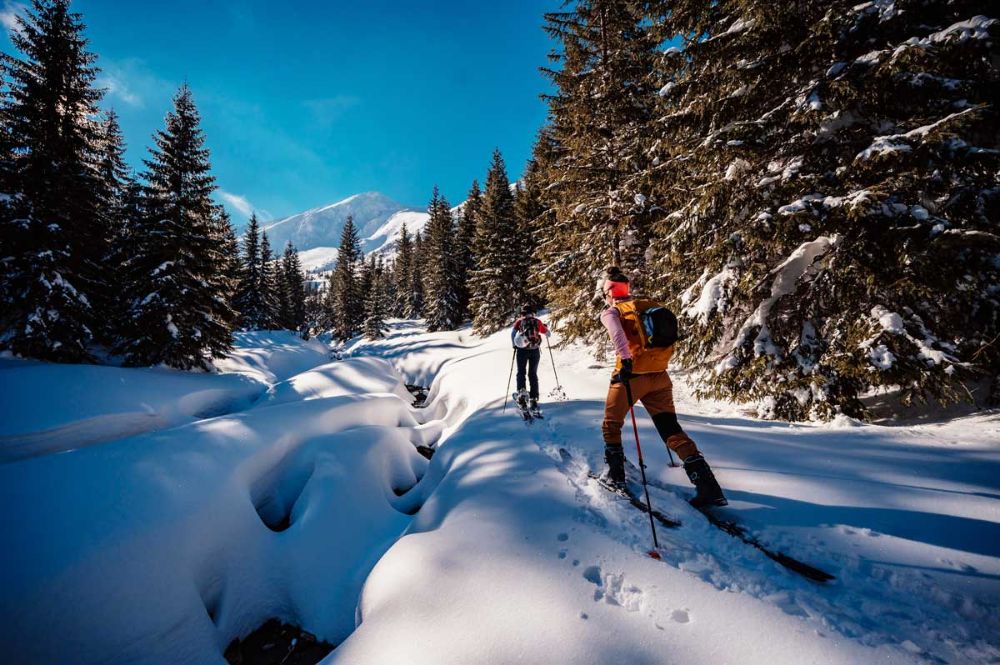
0,361,264,463
215,330,333,384
0,381,431,663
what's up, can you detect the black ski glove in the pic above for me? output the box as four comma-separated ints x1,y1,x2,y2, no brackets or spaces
618,358,634,382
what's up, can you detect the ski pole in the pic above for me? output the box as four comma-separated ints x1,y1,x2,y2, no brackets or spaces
545,335,564,397
502,349,516,413
623,377,660,555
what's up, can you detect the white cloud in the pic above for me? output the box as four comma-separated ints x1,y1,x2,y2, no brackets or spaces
0,1,28,38
97,72,143,108
96,58,176,112
219,190,270,222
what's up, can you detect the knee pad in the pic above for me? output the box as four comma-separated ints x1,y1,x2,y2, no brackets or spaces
651,411,682,438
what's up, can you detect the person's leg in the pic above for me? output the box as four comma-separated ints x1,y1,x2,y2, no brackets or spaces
640,373,700,460
527,349,541,400
641,372,726,507
515,349,528,396
601,381,630,483
602,374,657,483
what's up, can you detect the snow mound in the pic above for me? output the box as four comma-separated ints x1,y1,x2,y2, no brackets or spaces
260,356,414,407
0,361,264,463
215,330,333,384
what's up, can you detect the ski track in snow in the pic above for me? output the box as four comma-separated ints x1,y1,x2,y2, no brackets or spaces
1,321,997,664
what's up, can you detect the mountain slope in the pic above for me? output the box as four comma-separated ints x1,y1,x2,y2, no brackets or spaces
263,192,411,256
264,192,439,271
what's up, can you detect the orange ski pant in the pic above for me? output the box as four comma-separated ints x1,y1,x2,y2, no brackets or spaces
602,371,699,460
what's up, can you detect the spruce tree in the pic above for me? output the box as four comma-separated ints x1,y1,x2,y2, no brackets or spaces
470,149,522,333
641,1,999,419
393,223,414,317
216,208,241,305
331,215,363,341
514,158,547,311
0,0,108,361
455,180,482,320
121,85,236,369
259,230,278,329
422,187,462,331
96,110,136,344
534,1,658,343
406,231,426,319
279,241,307,333
363,255,389,339
234,213,263,328
322,269,338,331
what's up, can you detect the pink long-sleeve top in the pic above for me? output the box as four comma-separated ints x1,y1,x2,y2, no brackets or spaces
600,307,632,360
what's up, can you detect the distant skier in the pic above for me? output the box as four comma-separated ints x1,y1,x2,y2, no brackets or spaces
599,266,727,508
511,305,549,415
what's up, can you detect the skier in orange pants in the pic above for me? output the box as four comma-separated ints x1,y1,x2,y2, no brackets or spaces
599,266,726,508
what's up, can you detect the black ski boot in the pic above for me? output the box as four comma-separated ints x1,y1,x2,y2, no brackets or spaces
603,445,627,489
516,390,529,409
683,454,727,508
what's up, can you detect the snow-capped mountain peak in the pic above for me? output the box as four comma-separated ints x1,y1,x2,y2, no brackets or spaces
263,192,412,256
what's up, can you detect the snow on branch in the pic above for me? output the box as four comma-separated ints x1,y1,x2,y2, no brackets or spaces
717,236,839,371
855,107,979,161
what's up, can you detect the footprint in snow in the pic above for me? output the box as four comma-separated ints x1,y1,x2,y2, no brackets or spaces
582,565,644,612
670,609,691,624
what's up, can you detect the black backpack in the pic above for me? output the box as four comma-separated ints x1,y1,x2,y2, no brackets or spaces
521,316,542,349
638,304,680,349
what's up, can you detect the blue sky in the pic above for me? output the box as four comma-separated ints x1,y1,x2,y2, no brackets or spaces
1,0,560,225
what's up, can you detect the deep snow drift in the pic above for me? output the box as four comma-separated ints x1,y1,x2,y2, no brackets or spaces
1,322,997,664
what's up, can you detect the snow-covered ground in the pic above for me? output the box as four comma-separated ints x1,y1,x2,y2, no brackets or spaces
1,321,997,664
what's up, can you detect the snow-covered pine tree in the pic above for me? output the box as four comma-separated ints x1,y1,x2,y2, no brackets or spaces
533,0,659,344
279,241,307,333
513,157,547,311
455,179,482,321
406,231,425,319
469,149,522,333
0,0,108,361
392,223,413,317
121,85,236,369
422,187,462,331
302,283,324,339
95,110,136,344
259,230,279,329
331,215,363,341
644,1,999,419
216,208,241,304
322,269,337,331
363,255,389,339
233,213,264,328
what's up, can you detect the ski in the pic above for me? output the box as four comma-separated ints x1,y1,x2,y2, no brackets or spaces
632,467,835,583
558,448,679,528
512,393,533,423
561,449,834,583
696,508,835,583
587,471,682,529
